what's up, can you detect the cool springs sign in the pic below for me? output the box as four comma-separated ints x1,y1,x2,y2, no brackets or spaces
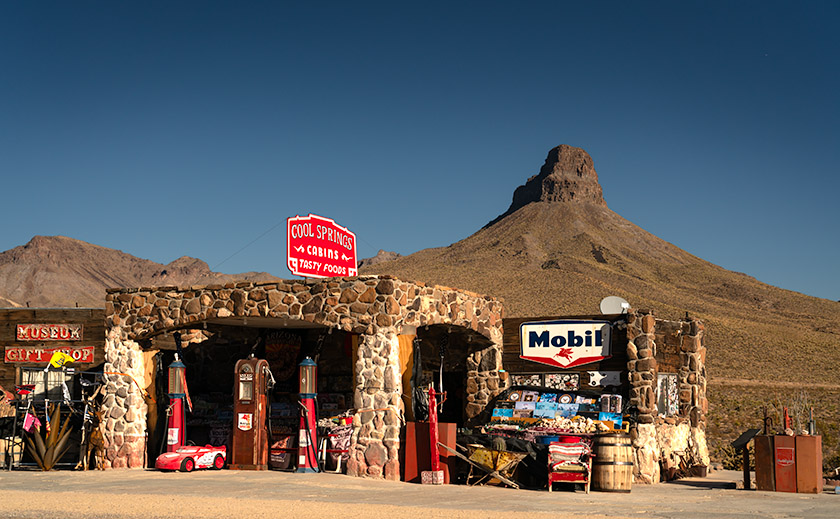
287,214,358,278
519,320,612,369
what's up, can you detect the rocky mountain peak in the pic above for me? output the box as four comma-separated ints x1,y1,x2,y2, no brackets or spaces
484,145,606,228
511,145,606,209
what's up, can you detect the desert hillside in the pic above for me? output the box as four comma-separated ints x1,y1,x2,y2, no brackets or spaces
360,145,840,463
1,146,837,464
0,235,278,307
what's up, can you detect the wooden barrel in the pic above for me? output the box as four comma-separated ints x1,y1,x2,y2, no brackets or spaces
591,432,633,492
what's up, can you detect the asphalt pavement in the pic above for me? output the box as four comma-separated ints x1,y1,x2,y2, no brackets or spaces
0,468,837,519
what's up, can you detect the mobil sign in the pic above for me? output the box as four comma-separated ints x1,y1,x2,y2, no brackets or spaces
519,320,612,369
287,214,358,278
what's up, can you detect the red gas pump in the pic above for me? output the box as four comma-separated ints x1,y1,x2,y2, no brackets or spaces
230,357,270,470
164,333,190,452
154,333,193,471
296,357,319,473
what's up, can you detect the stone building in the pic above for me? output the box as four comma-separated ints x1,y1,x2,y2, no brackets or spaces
625,311,709,483
501,310,709,484
101,275,707,484
101,275,504,478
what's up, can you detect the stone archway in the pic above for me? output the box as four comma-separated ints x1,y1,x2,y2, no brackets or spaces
101,276,504,479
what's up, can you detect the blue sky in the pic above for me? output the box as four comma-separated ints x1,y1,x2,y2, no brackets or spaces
1,2,838,301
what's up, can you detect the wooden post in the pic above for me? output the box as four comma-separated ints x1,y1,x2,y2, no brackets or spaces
743,445,751,490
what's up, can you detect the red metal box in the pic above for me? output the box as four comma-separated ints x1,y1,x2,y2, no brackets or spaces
773,435,797,493
795,435,822,494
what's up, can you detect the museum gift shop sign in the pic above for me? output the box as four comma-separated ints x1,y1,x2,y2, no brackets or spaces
519,320,612,369
5,346,95,363
17,323,83,341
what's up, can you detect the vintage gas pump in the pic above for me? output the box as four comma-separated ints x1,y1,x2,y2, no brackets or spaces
230,357,270,470
296,357,319,473
164,333,189,453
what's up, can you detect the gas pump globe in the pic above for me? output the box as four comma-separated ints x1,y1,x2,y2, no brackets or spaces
297,357,319,472
299,357,317,394
168,358,186,394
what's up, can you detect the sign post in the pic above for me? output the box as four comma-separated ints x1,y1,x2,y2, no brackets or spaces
287,214,358,278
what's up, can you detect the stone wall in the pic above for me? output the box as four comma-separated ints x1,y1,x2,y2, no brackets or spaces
625,311,708,483
100,329,148,468
102,275,504,478
348,331,402,479
465,345,504,423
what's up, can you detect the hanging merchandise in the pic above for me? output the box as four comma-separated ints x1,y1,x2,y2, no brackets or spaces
411,337,428,422
22,412,41,433
47,351,75,369
76,375,105,470
438,334,449,394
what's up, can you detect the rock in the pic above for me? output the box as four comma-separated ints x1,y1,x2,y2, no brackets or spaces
384,459,400,481
358,287,377,304
478,349,498,371
375,279,395,295
364,443,388,468
184,298,201,315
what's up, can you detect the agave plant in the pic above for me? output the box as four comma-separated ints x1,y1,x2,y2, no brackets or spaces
24,404,74,471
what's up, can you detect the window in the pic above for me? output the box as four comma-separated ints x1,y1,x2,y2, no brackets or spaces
20,368,74,401
656,373,678,417
238,365,254,402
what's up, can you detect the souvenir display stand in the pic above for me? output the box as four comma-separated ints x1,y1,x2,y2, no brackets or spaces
452,383,629,491
5,368,104,471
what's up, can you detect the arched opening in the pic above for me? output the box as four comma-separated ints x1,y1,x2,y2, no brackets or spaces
140,317,358,466
404,324,494,427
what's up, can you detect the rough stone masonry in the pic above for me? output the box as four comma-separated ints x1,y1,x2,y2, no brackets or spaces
102,275,504,479
625,311,709,483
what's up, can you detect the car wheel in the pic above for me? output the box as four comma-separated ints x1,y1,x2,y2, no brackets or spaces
180,457,195,472
213,454,225,470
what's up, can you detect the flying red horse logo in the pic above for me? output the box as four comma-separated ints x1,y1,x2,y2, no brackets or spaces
554,348,574,361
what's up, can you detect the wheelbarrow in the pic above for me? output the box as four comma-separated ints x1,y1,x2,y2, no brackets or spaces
437,442,526,489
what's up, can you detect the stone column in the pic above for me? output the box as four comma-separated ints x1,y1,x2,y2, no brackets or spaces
101,327,148,468
679,319,706,427
627,311,660,483
347,330,403,480
465,320,506,425
680,318,710,466
465,345,505,422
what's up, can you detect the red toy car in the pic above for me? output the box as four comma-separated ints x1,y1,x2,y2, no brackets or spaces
155,445,226,472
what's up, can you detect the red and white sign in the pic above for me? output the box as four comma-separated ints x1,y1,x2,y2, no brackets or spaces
238,413,253,431
4,346,95,364
287,214,358,278
519,320,612,369
17,323,83,341
775,447,795,467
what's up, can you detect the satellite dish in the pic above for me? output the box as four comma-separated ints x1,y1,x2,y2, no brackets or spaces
600,295,630,315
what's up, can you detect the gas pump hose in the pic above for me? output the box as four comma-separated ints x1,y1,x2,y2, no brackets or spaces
298,401,321,472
